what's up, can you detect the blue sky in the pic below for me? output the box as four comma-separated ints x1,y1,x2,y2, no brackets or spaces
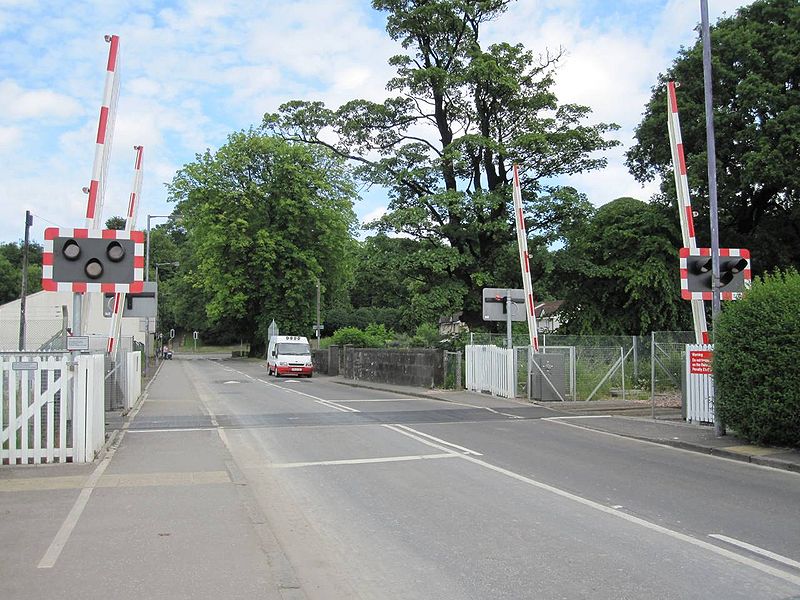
0,0,753,246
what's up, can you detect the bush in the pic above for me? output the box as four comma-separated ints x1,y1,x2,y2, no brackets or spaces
329,325,392,348
715,269,800,447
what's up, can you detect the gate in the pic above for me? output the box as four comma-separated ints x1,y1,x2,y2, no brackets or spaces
1,353,105,464
466,345,514,398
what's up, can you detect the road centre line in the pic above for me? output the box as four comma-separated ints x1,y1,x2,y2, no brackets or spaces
709,534,800,571
454,451,800,588
270,453,457,469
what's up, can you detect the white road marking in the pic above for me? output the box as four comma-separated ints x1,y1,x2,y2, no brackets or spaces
126,427,215,433
38,360,158,568
214,362,800,586
543,415,613,420
709,534,800,571
270,453,457,469
336,397,425,403
390,424,483,456
454,452,800,587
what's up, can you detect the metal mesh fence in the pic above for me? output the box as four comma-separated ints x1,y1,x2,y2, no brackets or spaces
468,331,693,405
442,351,463,390
0,306,69,351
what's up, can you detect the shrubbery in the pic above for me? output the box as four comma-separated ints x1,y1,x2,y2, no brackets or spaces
715,269,800,447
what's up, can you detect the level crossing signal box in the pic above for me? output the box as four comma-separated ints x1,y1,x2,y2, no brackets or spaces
679,247,751,300
42,227,145,293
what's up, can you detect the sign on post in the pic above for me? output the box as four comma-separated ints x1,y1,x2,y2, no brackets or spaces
66,336,90,351
482,288,526,322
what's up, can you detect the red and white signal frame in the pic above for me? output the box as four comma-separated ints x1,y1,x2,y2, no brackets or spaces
679,247,751,301
42,227,145,294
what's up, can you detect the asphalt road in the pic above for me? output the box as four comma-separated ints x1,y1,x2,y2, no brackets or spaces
8,356,796,599
159,358,800,600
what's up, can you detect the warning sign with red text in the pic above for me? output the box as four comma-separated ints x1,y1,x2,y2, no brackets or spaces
689,350,713,375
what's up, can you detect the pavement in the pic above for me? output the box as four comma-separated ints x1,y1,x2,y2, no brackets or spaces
323,375,800,475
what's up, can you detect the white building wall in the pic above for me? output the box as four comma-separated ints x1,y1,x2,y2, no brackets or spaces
0,290,146,350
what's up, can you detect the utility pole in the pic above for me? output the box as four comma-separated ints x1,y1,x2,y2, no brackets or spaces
18,210,33,351
700,0,725,436
316,278,321,349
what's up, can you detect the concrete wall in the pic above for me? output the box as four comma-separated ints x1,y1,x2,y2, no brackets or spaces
313,346,444,388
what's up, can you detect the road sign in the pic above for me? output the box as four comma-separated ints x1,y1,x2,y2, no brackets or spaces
193,331,198,340
313,324,324,330
482,288,526,322
680,248,751,300
169,329,175,340
42,227,145,293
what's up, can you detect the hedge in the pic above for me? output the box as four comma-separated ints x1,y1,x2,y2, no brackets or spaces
715,269,800,446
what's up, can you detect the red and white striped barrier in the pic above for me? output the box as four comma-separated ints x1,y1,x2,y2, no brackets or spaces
107,146,144,354
511,165,540,352
42,227,144,294
85,34,120,229
668,81,709,344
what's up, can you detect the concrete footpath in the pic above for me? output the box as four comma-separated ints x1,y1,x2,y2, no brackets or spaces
326,375,800,475
0,361,296,600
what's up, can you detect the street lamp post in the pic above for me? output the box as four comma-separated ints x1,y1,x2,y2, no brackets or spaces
154,261,179,367
145,214,175,368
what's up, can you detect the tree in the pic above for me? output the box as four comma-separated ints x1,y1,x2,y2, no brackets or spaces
626,0,800,274
105,216,126,230
265,0,619,326
0,241,43,304
552,198,691,335
167,129,358,350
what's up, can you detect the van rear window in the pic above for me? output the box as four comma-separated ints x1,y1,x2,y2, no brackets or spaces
276,343,310,355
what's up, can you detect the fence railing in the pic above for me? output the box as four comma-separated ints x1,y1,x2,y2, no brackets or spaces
1,352,105,465
466,345,514,398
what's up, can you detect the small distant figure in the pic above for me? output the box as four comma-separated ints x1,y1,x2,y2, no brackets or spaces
162,344,173,360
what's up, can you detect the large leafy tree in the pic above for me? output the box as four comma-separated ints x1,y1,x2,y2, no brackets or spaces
167,129,358,349
552,198,691,335
626,0,800,273
265,0,619,326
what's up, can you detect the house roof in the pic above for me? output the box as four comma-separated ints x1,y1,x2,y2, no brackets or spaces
534,300,564,319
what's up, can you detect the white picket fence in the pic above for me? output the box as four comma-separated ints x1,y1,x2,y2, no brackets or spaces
1,353,106,464
465,345,515,398
685,344,715,423
125,351,142,411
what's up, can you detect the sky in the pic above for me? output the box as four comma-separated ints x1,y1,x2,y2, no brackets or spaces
0,0,754,246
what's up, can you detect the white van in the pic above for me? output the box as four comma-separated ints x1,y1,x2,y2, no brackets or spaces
267,335,313,377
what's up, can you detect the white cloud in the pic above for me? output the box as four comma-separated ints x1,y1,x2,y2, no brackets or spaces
0,79,84,121
0,0,756,244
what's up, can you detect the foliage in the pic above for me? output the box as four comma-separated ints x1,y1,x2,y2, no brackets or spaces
325,306,408,334
627,0,800,274
715,269,800,446
0,241,42,304
330,326,386,348
105,216,126,230
411,323,441,347
265,0,619,326
552,198,691,335
166,129,358,350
